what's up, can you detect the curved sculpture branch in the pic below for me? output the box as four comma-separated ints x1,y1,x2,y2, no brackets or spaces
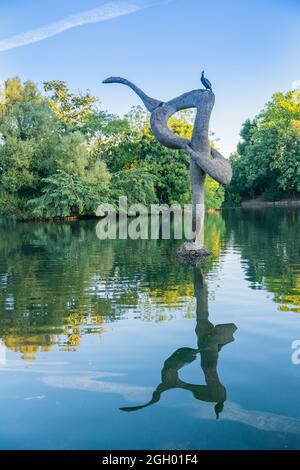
103,77,232,186
102,77,162,113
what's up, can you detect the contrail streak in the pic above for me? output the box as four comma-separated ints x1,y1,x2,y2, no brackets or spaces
0,0,163,52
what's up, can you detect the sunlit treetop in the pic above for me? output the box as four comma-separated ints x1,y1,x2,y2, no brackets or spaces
44,80,97,127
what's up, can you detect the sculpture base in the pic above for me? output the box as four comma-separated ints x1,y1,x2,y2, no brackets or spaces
177,242,211,262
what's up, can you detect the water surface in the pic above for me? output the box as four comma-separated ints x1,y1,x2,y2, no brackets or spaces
0,209,300,450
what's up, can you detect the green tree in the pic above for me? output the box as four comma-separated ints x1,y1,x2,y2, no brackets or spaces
29,132,110,218
104,114,224,209
226,90,300,203
110,168,158,207
29,168,110,218
0,78,59,216
205,177,225,209
0,76,225,219
43,80,97,127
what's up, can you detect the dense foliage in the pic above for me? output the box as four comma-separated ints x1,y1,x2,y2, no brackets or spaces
0,78,224,219
226,90,300,203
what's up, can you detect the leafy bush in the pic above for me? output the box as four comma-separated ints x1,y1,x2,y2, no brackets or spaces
205,177,225,209
110,169,158,207
29,170,109,218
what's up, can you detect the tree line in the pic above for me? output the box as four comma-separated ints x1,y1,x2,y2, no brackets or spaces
0,77,299,220
226,89,300,203
0,77,223,220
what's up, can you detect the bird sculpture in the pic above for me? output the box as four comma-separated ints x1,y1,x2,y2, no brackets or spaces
201,71,213,92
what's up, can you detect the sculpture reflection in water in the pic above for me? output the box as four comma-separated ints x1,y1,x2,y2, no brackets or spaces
121,265,237,419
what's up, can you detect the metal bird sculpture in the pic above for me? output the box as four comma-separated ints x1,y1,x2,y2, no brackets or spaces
201,71,213,92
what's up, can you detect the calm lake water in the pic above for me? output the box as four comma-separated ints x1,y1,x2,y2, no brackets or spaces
0,209,300,450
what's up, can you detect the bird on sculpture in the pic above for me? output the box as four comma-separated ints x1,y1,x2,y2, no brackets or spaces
201,71,213,92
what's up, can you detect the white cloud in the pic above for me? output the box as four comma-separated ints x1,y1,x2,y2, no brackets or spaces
43,373,152,402
24,396,45,401
190,401,300,435
0,0,154,52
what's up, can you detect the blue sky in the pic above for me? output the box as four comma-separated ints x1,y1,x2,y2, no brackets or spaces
0,0,299,155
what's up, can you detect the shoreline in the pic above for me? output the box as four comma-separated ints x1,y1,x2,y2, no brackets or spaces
242,199,300,209
6,202,300,224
